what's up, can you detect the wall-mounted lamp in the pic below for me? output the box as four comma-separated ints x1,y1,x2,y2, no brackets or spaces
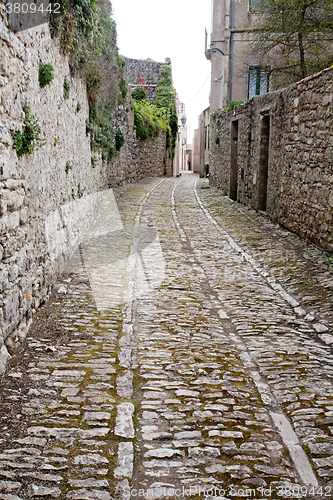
181,116,187,126
205,47,225,60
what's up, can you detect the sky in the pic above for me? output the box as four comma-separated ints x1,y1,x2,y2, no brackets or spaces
110,0,212,142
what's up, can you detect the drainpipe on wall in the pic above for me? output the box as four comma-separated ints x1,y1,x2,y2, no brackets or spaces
228,0,235,103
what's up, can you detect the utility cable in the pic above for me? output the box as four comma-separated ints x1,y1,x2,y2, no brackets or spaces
185,73,211,104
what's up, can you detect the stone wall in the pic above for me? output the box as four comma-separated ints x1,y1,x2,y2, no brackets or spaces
0,13,172,372
210,66,333,252
123,57,163,101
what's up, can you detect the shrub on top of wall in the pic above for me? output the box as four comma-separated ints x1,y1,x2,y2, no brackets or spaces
118,56,128,105
132,99,169,140
50,0,126,159
155,63,178,153
131,63,178,152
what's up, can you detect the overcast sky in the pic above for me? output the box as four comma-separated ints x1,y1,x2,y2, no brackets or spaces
111,0,212,142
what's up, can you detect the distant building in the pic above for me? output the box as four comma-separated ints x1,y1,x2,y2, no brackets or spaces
175,94,187,176
124,57,180,176
123,57,163,102
186,144,193,172
193,0,271,178
206,0,270,112
193,107,210,178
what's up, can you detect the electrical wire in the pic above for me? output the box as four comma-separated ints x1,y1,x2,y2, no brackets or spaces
185,73,211,104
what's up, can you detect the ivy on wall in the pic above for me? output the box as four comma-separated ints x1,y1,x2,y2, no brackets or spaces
50,0,126,159
132,63,178,153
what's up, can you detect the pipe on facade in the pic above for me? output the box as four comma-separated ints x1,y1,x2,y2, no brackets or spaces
228,0,235,103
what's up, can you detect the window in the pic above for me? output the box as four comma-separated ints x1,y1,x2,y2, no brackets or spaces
204,128,210,150
247,67,270,99
249,0,260,10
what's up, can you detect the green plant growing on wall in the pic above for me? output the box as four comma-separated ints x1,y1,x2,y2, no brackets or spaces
115,128,125,151
132,63,178,147
211,109,221,119
204,164,209,176
155,63,178,153
76,102,81,113
215,137,220,145
65,161,73,173
39,61,54,88
77,183,86,198
133,99,169,140
88,102,115,161
50,0,100,74
54,137,58,146
49,0,127,161
223,190,228,196
246,126,252,141
13,104,43,157
91,156,98,168
86,69,102,93
71,189,76,200
226,100,244,112
63,78,70,99
118,56,128,105
132,87,147,101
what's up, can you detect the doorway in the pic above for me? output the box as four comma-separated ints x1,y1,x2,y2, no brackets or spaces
258,114,270,211
230,121,238,201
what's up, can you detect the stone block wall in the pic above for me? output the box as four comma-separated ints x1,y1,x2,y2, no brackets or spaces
0,14,173,371
210,67,333,252
123,57,163,101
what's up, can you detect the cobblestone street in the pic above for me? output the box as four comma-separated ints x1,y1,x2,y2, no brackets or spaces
1,173,333,500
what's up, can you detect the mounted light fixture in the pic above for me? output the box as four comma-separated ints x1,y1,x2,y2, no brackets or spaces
181,115,187,126
205,46,225,60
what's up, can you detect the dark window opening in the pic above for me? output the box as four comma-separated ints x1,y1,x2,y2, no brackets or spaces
258,114,270,211
248,67,270,99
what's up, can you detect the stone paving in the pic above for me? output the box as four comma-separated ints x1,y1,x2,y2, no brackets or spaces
1,173,333,500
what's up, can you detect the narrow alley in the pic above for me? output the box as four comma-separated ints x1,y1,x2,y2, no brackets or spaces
1,173,333,500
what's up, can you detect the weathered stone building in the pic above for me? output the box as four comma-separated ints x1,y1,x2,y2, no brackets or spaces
193,107,210,178
206,0,270,112
174,94,187,176
210,66,333,252
123,57,163,102
0,15,173,371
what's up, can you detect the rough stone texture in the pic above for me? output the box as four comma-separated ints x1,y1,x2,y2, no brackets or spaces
123,57,163,101
210,66,333,252
1,175,333,497
0,16,173,369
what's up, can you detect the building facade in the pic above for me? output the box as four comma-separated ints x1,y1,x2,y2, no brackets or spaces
123,57,163,102
206,0,269,112
175,94,188,176
210,66,333,252
193,107,210,178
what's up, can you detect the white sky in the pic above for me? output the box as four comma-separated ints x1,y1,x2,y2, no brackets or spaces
110,0,212,142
